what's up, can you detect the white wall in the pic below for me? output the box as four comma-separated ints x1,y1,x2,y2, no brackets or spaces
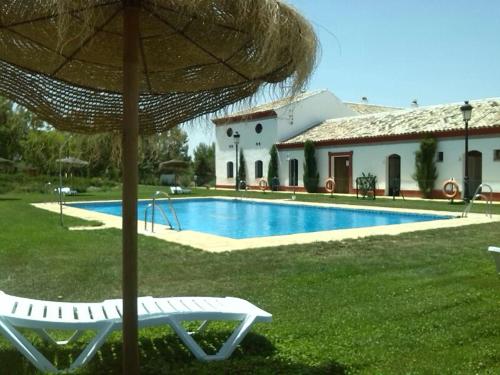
215,117,277,186
279,149,304,186
275,91,357,142
281,135,500,194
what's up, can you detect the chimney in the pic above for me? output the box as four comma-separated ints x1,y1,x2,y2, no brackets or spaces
361,96,368,103
411,99,418,108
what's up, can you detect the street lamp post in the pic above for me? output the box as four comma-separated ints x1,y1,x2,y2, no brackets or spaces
234,131,240,191
287,153,296,199
460,100,473,202
58,135,73,226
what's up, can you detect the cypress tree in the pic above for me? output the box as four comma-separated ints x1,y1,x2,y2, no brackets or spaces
303,140,319,192
413,136,438,198
239,149,246,184
267,145,279,183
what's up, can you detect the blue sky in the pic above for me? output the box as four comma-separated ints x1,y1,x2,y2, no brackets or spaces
186,0,500,154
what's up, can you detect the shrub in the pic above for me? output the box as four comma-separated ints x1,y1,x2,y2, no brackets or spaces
267,145,279,185
413,137,438,198
303,140,319,193
238,149,246,184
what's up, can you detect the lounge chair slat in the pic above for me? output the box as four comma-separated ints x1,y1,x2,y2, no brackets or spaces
167,299,185,312
141,299,162,314
29,303,46,320
60,304,75,321
102,301,121,320
15,300,32,318
43,304,57,320
154,298,179,313
179,299,203,312
88,304,106,321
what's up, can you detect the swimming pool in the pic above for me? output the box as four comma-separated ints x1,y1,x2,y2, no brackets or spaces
70,198,451,239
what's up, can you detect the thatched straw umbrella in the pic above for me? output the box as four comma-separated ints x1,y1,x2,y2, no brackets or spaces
56,157,90,168
0,1,317,372
159,159,189,184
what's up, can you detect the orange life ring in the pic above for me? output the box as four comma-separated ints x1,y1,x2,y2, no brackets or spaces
442,179,459,199
325,177,335,193
258,179,268,191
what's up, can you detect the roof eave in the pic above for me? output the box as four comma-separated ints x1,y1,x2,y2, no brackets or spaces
213,109,277,125
277,125,500,149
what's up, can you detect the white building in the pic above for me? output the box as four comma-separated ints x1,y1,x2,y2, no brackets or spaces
213,90,500,200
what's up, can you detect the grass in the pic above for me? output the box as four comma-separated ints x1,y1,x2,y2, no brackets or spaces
0,187,499,374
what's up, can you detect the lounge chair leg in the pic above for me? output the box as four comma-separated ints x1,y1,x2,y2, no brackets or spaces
188,320,209,335
69,323,115,370
213,315,257,360
34,328,84,345
168,315,257,361
0,318,58,373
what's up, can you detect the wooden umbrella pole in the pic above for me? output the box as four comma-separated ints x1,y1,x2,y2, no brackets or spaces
122,2,140,374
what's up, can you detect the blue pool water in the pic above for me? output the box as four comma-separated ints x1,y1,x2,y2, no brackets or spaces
70,198,451,239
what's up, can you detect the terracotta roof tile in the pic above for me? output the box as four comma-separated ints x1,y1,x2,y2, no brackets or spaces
282,98,500,145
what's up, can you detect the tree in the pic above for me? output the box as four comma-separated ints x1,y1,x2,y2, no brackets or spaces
267,144,279,184
193,142,215,186
303,140,319,193
21,129,65,175
0,97,33,161
138,128,190,184
413,136,438,198
238,149,246,184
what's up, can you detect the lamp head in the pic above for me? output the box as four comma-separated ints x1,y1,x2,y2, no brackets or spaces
233,131,240,145
460,100,473,122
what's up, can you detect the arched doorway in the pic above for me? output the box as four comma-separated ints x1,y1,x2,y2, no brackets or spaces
388,154,401,196
467,150,482,194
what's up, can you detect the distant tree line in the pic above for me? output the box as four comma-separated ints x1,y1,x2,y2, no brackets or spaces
0,97,216,186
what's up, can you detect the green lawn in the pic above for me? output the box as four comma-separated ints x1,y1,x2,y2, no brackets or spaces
0,187,499,374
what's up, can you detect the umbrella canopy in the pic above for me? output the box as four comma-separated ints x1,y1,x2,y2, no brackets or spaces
0,0,316,134
0,1,317,373
159,159,189,172
56,156,90,167
0,157,14,165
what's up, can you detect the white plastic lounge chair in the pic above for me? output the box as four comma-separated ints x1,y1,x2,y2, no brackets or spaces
54,187,78,195
488,246,500,273
0,291,271,373
169,186,191,195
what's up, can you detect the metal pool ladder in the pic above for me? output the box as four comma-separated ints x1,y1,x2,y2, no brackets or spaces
462,183,493,218
144,191,181,232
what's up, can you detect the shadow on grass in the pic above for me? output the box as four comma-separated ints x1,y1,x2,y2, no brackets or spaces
0,197,21,201
0,332,349,374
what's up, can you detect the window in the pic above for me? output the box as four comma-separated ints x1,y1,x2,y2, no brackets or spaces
226,128,233,137
226,161,234,178
494,150,500,161
289,159,299,186
255,160,263,179
437,151,444,162
255,123,263,134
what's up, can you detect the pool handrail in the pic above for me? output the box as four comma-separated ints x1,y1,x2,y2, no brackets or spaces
144,203,172,232
153,191,182,231
462,183,493,218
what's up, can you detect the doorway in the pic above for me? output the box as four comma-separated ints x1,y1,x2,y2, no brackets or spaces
467,150,482,194
388,154,401,196
333,156,350,193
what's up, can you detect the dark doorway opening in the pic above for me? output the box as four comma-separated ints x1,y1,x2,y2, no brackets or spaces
467,150,482,195
388,154,401,196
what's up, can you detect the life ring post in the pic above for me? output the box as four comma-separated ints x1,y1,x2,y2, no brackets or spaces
258,178,268,192
325,177,335,197
442,178,459,202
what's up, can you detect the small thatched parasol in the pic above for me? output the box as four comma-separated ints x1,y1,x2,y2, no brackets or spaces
0,157,14,165
0,1,317,372
56,157,90,167
159,159,189,172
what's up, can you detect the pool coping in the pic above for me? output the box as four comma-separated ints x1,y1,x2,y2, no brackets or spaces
32,197,500,253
